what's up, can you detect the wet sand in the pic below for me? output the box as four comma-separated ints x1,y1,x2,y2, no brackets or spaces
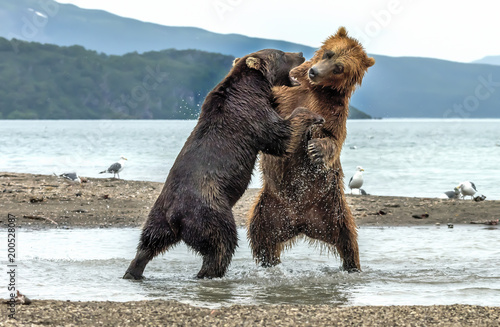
1,172,499,326
1,172,499,229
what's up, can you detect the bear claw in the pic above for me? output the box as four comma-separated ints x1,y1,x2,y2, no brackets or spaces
308,142,325,165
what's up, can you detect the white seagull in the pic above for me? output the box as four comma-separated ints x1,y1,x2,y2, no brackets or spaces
348,166,364,194
100,156,127,179
457,181,477,200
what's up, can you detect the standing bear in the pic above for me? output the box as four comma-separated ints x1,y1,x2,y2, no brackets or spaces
248,27,375,271
123,49,324,280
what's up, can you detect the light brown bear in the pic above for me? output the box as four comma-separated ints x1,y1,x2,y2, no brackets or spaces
247,27,375,271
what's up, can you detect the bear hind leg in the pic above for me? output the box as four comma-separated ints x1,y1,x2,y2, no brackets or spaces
303,205,361,272
123,213,180,280
248,191,295,267
335,223,361,272
182,211,238,279
195,238,236,279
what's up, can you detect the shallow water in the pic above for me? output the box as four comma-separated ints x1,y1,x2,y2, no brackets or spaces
2,119,500,199
3,226,499,308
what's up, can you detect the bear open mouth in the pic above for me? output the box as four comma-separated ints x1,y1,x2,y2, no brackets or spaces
290,75,300,86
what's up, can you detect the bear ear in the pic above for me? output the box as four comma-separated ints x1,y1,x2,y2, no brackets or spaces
245,57,261,70
336,26,348,38
232,57,240,67
365,56,375,67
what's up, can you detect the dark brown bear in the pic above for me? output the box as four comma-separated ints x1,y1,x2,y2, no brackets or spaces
123,49,324,279
247,28,375,272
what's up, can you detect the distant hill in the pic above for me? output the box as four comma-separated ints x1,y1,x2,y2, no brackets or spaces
0,37,372,120
2,0,500,118
0,38,233,119
353,55,500,118
349,106,371,119
472,55,500,66
0,0,316,58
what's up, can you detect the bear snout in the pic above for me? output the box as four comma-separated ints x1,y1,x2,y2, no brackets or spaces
308,67,319,80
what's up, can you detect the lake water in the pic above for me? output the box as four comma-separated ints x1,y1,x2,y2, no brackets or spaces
2,119,500,307
1,226,499,307
1,119,499,199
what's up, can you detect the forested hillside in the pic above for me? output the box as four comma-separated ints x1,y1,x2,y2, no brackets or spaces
0,38,371,119
0,38,233,119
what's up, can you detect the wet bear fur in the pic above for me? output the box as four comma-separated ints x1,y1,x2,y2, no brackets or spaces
124,49,324,279
247,27,375,272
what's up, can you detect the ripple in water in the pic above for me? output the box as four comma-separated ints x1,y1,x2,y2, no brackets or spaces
2,225,499,307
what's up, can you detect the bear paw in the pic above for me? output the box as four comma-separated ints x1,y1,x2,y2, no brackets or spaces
307,139,329,166
307,138,337,168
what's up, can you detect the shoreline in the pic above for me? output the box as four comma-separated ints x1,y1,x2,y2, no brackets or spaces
1,172,499,326
1,172,498,229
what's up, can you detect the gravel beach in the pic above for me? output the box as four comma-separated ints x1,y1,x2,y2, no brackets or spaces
1,301,499,327
1,172,499,229
1,172,499,326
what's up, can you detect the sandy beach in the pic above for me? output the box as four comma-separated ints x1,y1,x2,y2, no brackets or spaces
1,172,499,326
1,172,499,229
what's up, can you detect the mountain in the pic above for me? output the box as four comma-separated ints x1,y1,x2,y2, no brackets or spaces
353,55,500,118
0,0,316,58
0,38,234,119
349,106,371,119
0,37,372,120
472,55,500,66
2,0,500,118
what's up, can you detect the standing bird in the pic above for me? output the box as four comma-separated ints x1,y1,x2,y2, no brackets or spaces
457,181,477,200
348,166,364,194
438,187,460,199
100,156,127,179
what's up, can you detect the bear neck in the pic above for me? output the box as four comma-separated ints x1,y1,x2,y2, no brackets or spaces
310,84,350,117
309,84,350,150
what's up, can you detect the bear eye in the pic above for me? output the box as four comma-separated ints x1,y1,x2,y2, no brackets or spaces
322,51,335,60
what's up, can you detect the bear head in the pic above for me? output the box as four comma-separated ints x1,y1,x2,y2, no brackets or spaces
290,27,375,92
233,49,305,86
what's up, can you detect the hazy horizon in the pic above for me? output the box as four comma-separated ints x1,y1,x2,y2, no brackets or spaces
54,0,499,64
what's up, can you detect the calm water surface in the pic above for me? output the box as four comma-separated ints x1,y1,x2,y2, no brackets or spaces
2,226,498,307
1,119,499,199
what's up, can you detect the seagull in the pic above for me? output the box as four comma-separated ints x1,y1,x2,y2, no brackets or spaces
100,156,127,179
59,172,81,184
457,181,477,200
438,187,460,199
348,166,364,194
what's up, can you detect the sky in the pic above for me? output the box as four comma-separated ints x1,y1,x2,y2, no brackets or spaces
55,0,499,63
